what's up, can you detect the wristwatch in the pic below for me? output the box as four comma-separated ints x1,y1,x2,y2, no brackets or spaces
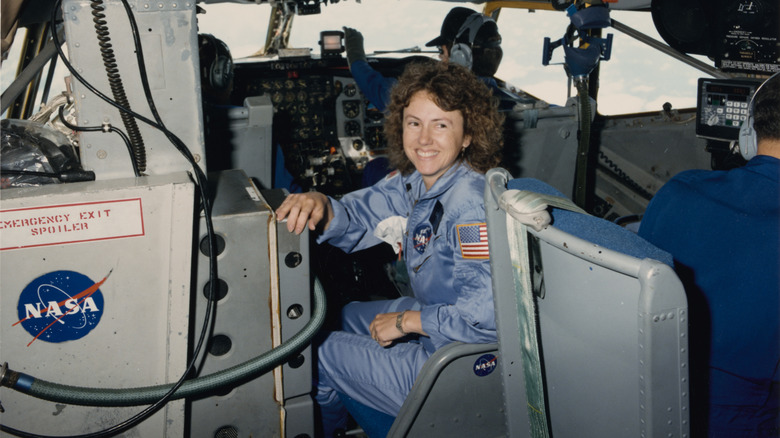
396,311,406,335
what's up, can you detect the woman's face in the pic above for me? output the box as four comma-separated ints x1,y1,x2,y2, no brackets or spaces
402,91,471,190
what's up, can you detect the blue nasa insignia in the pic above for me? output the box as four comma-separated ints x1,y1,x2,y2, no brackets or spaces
16,270,107,345
474,353,498,377
413,223,432,254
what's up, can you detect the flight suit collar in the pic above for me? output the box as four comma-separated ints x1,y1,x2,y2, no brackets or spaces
407,161,470,202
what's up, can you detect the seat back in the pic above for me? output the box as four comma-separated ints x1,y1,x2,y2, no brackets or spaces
485,168,690,437
342,342,504,438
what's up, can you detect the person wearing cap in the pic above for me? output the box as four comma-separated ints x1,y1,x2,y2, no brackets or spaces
343,7,503,112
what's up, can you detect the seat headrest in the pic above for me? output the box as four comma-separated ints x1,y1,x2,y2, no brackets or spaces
506,178,673,266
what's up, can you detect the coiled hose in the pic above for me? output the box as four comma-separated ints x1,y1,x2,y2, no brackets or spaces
91,0,147,172
1,277,326,407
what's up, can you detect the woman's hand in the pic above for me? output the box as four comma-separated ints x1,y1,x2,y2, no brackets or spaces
275,192,334,235
369,311,426,347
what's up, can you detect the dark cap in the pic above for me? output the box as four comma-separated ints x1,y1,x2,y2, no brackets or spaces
425,7,478,47
473,20,502,48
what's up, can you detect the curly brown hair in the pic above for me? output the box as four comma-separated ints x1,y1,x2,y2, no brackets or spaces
384,60,504,175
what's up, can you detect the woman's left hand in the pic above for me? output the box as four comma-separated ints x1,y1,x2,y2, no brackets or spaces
369,312,405,347
369,310,426,347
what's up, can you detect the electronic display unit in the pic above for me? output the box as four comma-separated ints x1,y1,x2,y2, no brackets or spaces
320,30,345,57
696,78,761,141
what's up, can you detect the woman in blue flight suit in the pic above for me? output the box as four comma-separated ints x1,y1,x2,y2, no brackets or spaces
275,60,504,437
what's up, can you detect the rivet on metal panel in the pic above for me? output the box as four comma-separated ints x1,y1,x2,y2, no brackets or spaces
199,234,226,256
203,278,228,301
287,304,304,319
288,354,305,369
209,334,232,356
285,252,302,268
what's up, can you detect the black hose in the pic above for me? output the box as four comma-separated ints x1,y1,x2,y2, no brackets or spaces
57,105,140,177
573,77,591,210
90,0,146,172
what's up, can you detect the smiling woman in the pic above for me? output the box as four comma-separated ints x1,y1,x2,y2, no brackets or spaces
383,60,503,187
274,60,503,437
401,90,470,190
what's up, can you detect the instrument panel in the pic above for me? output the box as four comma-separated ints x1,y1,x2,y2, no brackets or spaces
231,57,391,196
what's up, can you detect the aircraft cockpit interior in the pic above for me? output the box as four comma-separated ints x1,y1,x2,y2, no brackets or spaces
0,0,777,436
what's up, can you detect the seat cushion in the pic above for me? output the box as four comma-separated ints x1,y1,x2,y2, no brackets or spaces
338,392,395,438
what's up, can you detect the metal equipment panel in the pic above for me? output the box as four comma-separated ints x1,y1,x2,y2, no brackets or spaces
61,0,205,179
188,170,314,438
0,173,196,436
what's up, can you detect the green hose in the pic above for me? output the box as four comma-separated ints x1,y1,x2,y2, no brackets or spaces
4,277,326,407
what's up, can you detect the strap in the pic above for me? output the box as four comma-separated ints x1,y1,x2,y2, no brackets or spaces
502,190,588,437
499,189,587,231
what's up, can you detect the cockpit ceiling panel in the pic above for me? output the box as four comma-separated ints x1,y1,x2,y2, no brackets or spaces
194,0,652,10
481,0,651,9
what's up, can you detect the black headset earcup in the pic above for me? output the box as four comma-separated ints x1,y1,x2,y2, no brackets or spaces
201,34,233,92
210,54,232,91
449,43,473,69
738,114,757,160
210,41,232,91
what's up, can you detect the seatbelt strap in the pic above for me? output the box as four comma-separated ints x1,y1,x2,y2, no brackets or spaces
500,190,587,438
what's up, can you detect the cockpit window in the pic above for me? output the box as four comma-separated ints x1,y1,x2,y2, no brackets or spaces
4,1,706,118
493,8,705,115
196,2,704,116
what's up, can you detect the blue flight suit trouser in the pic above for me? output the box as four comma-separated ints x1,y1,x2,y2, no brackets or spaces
315,296,432,437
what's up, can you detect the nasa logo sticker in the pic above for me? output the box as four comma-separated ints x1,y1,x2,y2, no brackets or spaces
15,270,108,345
413,224,432,254
473,353,497,377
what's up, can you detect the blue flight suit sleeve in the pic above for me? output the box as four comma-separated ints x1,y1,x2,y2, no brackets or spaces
350,60,395,112
317,172,408,253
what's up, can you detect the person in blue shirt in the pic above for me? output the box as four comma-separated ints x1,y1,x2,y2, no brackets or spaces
343,7,503,112
639,74,780,437
276,60,504,437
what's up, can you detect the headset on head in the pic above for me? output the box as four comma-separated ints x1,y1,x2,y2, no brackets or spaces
738,71,779,160
199,33,233,92
449,14,494,71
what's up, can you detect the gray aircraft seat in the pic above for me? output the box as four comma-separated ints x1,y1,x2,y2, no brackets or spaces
342,168,689,438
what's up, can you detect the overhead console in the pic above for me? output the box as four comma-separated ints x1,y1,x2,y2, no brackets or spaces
651,0,779,74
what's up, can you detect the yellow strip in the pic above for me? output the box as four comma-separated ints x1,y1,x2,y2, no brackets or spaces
484,1,559,16
527,402,545,415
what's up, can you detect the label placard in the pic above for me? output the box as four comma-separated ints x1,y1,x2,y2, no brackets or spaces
1,199,145,250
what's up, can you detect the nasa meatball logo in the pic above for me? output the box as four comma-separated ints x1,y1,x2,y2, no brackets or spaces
412,224,432,254
473,353,497,377
15,270,109,346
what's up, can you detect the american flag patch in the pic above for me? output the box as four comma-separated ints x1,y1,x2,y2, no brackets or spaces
457,223,489,259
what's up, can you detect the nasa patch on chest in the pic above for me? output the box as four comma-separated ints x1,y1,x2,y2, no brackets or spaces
412,223,432,254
